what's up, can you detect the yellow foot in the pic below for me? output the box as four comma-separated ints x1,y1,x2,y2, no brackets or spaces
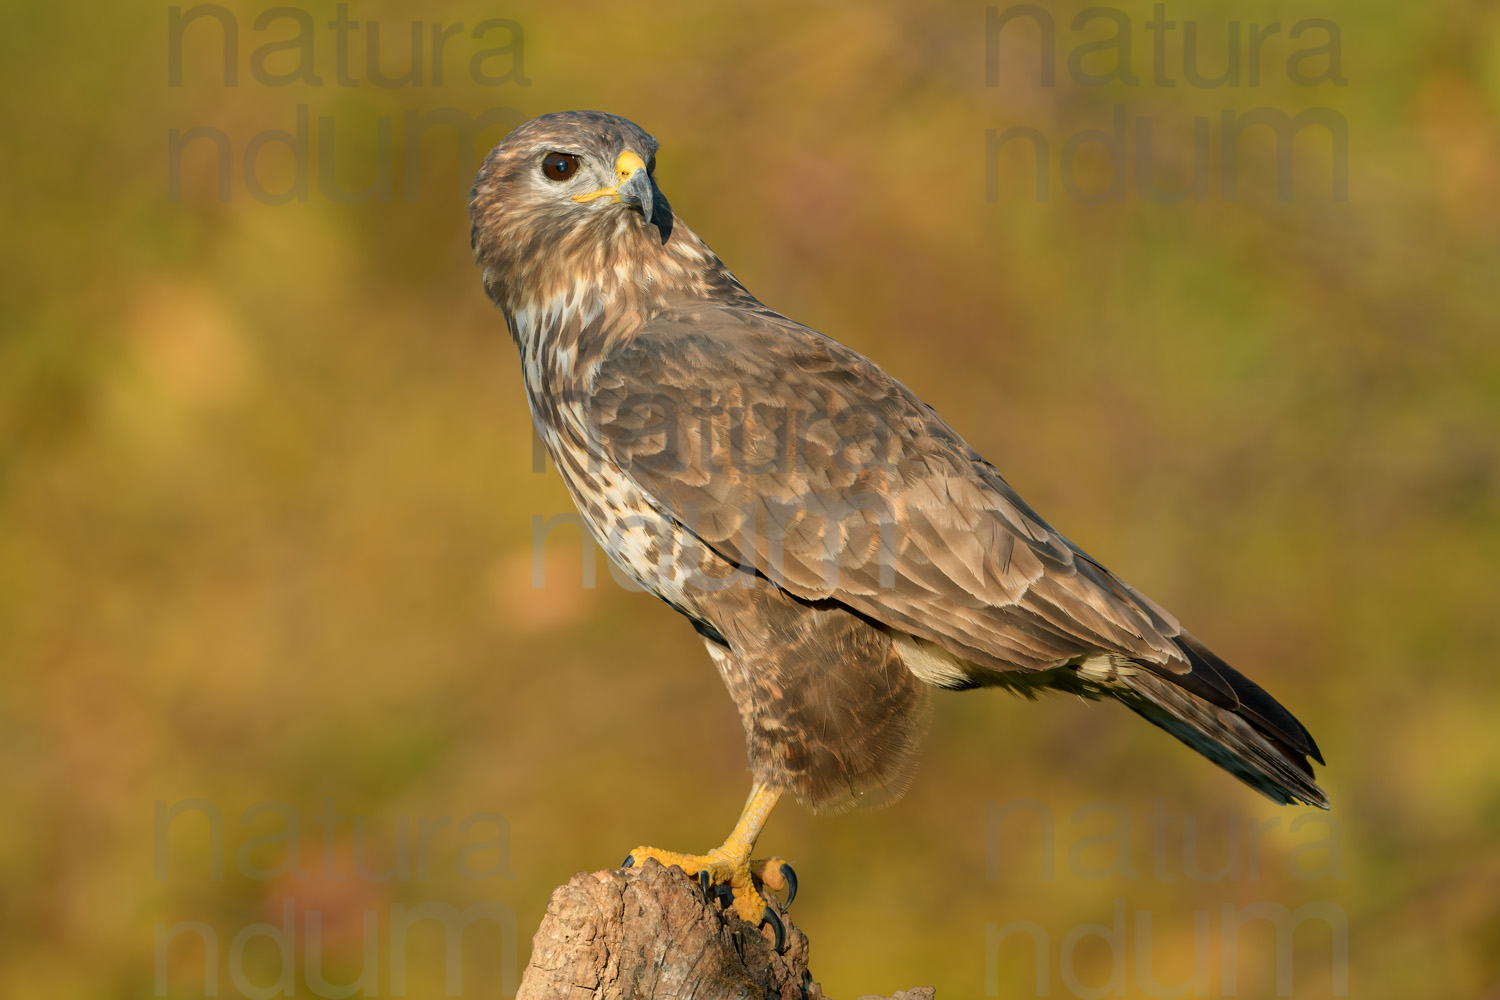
621,847,796,949
623,782,792,949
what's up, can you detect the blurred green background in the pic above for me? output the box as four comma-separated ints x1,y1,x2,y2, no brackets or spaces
3,0,1498,996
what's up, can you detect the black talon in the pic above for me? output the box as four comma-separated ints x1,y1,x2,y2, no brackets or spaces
715,884,734,909
760,905,786,953
698,870,711,897
622,854,635,868
780,862,798,907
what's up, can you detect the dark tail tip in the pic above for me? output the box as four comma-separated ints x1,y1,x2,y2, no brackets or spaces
1119,638,1328,809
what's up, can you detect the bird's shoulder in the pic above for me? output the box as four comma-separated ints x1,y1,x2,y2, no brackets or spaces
590,303,906,403
585,302,1050,545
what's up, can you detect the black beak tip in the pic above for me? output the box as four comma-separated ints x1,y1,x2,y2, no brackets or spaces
618,170,672,244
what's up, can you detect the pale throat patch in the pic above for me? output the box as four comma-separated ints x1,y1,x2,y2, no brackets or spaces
512,280,608,351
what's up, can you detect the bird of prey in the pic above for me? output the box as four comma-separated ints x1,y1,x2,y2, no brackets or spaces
469,111,1327,947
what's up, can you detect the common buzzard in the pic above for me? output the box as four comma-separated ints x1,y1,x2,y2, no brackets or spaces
469,111,1326,948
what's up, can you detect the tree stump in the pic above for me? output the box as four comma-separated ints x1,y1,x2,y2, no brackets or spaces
516,859,934,1000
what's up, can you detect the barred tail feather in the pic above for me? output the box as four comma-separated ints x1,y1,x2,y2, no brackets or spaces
1116,653,1328,809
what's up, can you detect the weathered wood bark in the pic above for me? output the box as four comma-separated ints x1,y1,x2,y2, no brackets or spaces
516,859,934,1000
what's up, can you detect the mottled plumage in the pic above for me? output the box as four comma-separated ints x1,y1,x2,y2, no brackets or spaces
469,111,1327,821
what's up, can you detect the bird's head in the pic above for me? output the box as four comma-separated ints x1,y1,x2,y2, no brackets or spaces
471,111,720,321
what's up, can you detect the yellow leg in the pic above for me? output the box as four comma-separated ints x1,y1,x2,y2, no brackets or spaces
624,782,794,934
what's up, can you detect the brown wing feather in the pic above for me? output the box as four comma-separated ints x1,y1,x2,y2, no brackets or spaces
585,305,1187,675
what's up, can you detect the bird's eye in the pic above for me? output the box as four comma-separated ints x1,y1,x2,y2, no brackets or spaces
541,152,579,181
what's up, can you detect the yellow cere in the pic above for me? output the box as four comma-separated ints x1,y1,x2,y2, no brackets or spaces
572,150,648,203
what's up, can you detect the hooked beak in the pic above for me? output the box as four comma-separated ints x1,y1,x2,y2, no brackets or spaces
572,150,673,244
615,164,656,224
